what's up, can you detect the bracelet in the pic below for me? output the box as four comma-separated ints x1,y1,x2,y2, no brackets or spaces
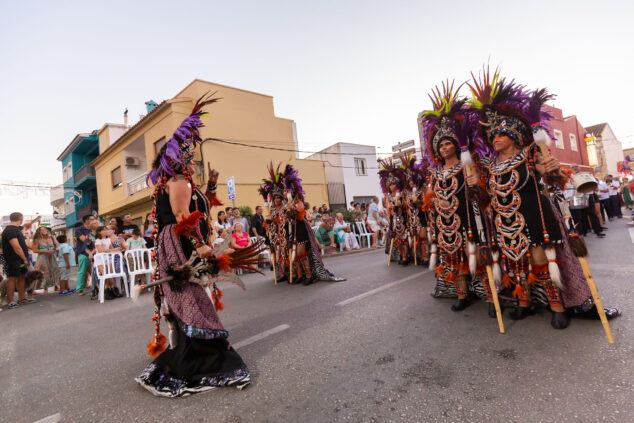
207,182,217,194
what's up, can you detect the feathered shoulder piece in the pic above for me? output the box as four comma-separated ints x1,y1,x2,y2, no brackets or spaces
148,92,221,185
378,158,403,193
399,153,425,189
283,162,305,199
420,80,482,167
467,66,555,148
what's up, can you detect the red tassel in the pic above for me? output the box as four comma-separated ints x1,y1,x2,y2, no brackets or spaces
146,333,167,357
435,264,444,278
445,271,456,284
527,272,538,285
212,286,224,311
503,273,513,288
205,192,223,206
173,210,203,237
512,284,525,300
458,261,469,275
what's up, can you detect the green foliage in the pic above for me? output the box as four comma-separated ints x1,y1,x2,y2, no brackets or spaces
238,206,253,220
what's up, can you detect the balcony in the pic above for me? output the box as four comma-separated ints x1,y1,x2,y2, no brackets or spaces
76,203,98,221
75,164,96,189
127,172,149,196
50,185,64,205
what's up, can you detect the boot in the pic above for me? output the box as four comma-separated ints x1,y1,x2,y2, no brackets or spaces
509,306,535,320
488,302,502,318
105,288,115,301
551,311,570,329
451,298,471,312
112,287,123,298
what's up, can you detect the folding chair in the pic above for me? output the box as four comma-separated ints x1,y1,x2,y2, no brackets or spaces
124,248,154,288
355,221,372,248
93,252,129,303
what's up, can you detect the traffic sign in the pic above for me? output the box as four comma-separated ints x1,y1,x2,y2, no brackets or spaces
227,176,236,203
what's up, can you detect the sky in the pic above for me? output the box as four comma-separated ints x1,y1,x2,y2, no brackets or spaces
1,0,634,216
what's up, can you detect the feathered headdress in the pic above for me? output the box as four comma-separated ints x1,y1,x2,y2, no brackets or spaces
420,80,482,167
467,66,555,149
399,153,426,189
258,161,305,202
378,158,404,193
148,92,220,185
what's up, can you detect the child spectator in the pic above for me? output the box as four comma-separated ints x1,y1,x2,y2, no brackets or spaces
213,228,228,248
56,235,75,295
126,227,147,250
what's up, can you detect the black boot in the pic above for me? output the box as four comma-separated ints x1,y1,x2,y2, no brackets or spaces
105,288,115,300
488,302,502,318
277,274,288,283
509,306,535,320
451,298,471,312
302,277,313,286
551,311,570,329
295,276,306,285
112,287,123,298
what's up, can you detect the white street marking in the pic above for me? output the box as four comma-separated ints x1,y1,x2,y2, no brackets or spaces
33,413,61,423
336,270,431,307
233,324,290,349
629,227,634,244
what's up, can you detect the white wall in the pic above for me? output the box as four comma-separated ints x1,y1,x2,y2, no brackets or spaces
600,125,624,176
335,143,382,206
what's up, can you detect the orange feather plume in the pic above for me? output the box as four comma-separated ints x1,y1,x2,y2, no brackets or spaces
146,333,167,358
173,210,204,237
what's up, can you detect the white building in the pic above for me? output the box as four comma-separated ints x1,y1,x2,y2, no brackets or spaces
306,142,382,210
585,123,624,179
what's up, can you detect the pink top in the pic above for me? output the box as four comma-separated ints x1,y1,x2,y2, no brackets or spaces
232,231,249,247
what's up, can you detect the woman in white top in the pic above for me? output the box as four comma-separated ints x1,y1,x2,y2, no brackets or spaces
94,226,123,300
214,210,232,232
333,213,360,251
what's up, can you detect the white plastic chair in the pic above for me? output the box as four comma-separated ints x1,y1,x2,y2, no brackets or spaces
94,252,129,303
355,221,372,248
250,236,271,268
124,248,154,288
312,225,325,255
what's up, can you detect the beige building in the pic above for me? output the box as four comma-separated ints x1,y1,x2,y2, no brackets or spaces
584,122,624,179
92,79,328,226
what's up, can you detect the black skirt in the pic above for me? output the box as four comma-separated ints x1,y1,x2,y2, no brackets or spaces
135,321,250,397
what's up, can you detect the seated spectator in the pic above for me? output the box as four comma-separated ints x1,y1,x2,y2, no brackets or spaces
231,222,252,250
351,203,364,222
213,228,228,248
316,213,336,249
334,213,360,251
56,235,75,295
376,209,389,245
229,208,249,234
126,227,147,250
214,210,232,232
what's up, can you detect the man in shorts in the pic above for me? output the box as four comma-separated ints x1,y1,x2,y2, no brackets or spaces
1,212,34,309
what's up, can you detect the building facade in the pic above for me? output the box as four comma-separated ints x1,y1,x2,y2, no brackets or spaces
584,123,624,179
55,131,100,232
542,105,593,172
306,142,382,210
92,79,329,226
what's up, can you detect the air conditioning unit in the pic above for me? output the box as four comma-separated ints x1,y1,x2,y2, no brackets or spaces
125,156,141,167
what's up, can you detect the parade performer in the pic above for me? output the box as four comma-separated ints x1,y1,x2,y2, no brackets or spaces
466,69,580,329
400,154,430,266
259,162,345,284
421,81,493,312
135,94,259,396
379,159,409,264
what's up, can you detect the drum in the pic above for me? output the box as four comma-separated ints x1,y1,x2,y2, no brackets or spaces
572,172,598,194
570,195,589,209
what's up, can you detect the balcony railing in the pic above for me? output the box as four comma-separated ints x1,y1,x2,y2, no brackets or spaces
127,172,149,196
50,185,64,204
75,164,95,183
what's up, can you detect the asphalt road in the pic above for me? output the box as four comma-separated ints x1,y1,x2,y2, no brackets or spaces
1,219,632,423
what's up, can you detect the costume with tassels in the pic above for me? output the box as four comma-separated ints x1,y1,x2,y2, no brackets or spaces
400,154,430,265
468,69,575,328
260,162,344,284
379,159,408,264
135,94,256,397
421,81,491,311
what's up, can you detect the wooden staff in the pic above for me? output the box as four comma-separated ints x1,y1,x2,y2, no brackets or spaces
387,238,395,266
535,133,614,343
413,238,417,266
289,247,294,284
485,265,505,334
271,253,277,285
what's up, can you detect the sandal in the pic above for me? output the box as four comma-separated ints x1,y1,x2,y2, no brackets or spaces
18,298,36,305
8,301,19,309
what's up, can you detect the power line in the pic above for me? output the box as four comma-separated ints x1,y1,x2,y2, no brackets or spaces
203,137,390,156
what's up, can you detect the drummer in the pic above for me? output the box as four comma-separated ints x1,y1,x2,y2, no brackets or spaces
566,166,605,238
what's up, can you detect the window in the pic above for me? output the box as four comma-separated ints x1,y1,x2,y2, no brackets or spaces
354,158,367,176
553,130,564,149
63,163,72,181
154,137,167,156
111,166,122,189
569,133,578,151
